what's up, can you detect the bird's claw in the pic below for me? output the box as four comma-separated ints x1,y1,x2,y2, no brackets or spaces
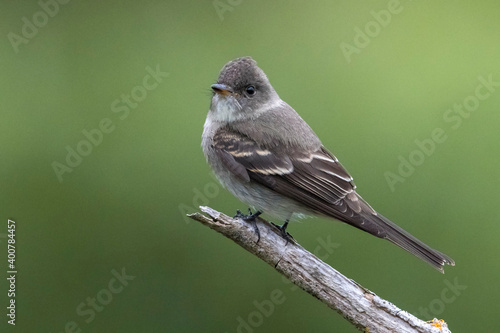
271,220,293,245
234,208,262,243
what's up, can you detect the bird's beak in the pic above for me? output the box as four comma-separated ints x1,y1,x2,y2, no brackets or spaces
211,84,234,96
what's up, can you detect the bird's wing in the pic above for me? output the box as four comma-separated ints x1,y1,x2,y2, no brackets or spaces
212,127,376,225
212,127,455,271
212,128,294,182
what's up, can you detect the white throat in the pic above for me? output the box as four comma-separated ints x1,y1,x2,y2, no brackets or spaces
211,94,245,122
210,93,283,123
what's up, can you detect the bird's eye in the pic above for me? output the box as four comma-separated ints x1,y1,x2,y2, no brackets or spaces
245,85,256,96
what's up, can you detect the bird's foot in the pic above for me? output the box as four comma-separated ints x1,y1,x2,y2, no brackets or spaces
234,209,262,243
271,220,293,245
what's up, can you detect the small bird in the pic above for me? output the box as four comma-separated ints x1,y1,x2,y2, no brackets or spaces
202,56,455,272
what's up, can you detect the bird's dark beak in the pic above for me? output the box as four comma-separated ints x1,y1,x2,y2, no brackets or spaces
211,84,234,96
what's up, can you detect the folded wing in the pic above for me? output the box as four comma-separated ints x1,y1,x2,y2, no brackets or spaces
212,127,455,271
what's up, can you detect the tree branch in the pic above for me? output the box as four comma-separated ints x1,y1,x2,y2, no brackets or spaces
188,206,452,333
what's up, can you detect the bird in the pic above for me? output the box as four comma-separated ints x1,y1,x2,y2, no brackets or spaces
202,56,455,273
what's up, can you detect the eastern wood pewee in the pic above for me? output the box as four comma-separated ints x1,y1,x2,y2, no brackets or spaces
202,57,454,272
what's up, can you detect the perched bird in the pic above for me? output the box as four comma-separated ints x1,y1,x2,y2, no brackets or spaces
202,56,454,272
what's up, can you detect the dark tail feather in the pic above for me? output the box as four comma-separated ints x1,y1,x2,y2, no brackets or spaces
361,212,455,273
265,174,455,271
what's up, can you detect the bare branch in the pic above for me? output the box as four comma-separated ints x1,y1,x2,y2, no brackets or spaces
188,206,452,333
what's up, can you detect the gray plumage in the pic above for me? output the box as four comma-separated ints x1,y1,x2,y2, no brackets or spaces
202,56,454,272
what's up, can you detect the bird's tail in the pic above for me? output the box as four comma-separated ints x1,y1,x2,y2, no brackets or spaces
358,210,455,273
268,172,455,272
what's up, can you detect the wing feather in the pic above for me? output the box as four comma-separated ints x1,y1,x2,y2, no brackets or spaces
211,127,454,271
212,127,355,208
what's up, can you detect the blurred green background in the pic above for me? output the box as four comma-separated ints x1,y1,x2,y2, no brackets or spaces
1,0,499,332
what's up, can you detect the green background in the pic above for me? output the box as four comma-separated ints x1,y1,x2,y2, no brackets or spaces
1,0,499,332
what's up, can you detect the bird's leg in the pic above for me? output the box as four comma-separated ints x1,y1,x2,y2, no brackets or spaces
271,219,293,245
234,208,262,243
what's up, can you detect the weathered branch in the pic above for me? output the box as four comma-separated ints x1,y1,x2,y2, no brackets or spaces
188,206,452,333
